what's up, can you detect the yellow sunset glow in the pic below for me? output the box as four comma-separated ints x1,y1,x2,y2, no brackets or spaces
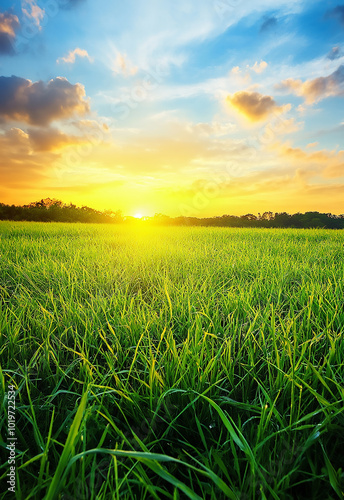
1,1,343,217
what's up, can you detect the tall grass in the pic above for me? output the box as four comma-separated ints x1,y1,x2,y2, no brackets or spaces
0,222,343,498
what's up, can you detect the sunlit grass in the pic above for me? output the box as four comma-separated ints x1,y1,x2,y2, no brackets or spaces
0,222,343,498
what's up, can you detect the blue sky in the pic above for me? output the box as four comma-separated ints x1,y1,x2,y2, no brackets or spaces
0,0,343,215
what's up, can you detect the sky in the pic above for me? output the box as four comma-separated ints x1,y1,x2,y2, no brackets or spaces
0,0,343,217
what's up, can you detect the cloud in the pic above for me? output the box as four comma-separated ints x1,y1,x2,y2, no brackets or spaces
272,141,344,179
59,0,87,10
229,61,268,87
186,121,236,137
73,119,109,131
27,127,83,151
53,117,252,178
112,52,138,76
0,76,90,125
276,78,303,93
0,120,112,203
226,91,289,122
231,60,268,75
326,5,344,26
251,61,268,74
0,122,106,200
22,0,45,29
275,65,344,104
229,66,251,86
57,48,93,64
168,140,344,215
0,11,20,55
0,127,56,188
263,118,303,141
260,16,278,33
0,125,86,155
1,112,343,216
327,46,342,60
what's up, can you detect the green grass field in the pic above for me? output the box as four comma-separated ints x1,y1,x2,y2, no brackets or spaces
0,221,343,499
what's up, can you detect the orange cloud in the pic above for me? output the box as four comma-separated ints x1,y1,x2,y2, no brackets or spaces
226,91,290,122
57,48,93,64
0,76,90,125
276,65,344,104
0,123,101,204
272,142,344,179
0,11,19,54
0,11,18,36
28,127,84,151
0,128,55,188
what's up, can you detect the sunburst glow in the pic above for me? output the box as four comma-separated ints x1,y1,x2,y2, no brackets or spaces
0,1,343,216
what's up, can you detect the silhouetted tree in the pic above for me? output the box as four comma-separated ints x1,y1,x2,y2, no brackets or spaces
0,201,343,228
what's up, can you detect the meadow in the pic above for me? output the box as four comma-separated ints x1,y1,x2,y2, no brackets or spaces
0,221,343,499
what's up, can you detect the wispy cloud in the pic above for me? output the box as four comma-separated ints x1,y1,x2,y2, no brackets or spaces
21,0,45,29
251,61,268,74
60,0,87,9
229,61,268,87
260,16,278,33
327,46,342,60
57,48,93,64
112,52,138,77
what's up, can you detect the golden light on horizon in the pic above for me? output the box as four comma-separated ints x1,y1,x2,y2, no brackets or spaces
0,1,343,218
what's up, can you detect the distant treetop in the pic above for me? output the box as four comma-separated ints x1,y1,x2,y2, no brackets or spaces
0,199,343,228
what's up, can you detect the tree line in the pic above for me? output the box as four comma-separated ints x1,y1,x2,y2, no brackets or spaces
1,199,344,228
0,199,123,224
154,211,344,229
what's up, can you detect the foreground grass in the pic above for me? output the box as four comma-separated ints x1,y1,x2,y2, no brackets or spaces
0,221,343,499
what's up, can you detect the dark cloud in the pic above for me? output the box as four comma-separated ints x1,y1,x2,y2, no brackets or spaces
0,33,14,55
0,11,20,55
0,76,90,125
260,16,277,33
326,5,344,26
327,46,342,60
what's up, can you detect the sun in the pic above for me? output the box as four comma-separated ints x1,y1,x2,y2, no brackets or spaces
134,212,143,219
